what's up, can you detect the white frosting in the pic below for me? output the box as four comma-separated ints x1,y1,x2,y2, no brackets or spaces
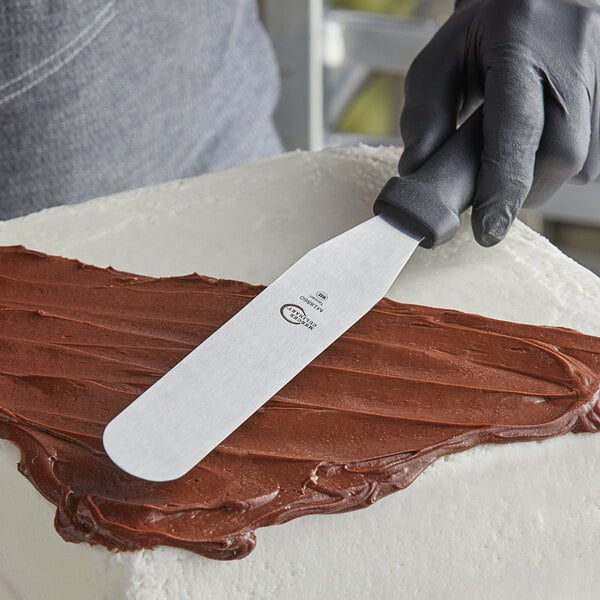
1,146,600,599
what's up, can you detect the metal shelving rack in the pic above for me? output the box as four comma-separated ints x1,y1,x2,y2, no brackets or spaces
260,0,600,232
260,0,439,150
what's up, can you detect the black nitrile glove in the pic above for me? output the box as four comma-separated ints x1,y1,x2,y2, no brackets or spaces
398,0,600,246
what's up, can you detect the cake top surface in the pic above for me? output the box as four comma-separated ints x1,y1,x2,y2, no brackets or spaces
1,245,600,560
1,145,600,572
1,145,600,594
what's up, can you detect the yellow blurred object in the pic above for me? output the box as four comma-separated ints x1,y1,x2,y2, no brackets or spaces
331,0,420,17
337,73,404,137
331,0,453,137
331,0,453,20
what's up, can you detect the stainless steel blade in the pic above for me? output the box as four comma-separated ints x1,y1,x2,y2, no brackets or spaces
103,215,421,481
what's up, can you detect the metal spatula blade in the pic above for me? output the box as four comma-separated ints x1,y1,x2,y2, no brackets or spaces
103,216,421,481
104,109,484,482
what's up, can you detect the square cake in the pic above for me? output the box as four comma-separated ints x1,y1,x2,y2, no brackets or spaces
1,147,600,599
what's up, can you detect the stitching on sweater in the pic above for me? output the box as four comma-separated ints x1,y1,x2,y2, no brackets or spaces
0,2,115,93
0,2,116,106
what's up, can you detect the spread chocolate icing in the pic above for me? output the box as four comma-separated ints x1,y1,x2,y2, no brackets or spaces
1,245,600,560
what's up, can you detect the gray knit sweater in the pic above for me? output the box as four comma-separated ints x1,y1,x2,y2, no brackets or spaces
0,0,282,219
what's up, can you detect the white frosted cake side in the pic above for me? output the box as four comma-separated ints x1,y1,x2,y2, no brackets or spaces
1,146,600,600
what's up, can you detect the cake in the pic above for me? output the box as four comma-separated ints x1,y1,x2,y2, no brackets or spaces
1,146,600,599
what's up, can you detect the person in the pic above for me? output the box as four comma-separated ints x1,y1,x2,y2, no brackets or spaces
2,0,598,248
0,0,282,220
398,0,600,246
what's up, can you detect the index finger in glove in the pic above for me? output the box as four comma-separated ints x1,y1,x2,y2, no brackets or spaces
471,62,545,246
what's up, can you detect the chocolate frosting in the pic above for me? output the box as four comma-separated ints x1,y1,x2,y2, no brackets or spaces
1,245,600,560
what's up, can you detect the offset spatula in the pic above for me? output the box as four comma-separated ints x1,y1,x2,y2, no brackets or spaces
103,110,483,482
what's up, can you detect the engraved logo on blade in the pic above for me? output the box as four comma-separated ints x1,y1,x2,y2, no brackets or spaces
280,304,305,325
280,304,317,330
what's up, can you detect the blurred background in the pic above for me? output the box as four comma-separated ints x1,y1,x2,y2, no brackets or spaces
259,0,600,274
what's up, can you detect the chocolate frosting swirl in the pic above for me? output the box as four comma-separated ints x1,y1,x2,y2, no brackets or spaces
1,246,600,560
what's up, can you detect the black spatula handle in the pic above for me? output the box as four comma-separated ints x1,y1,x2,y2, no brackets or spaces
374,107,483,248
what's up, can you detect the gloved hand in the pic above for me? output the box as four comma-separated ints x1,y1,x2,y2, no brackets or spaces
398,0,600,246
